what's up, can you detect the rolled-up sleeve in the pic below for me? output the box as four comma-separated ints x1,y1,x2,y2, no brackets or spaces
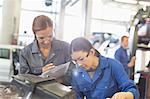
111,59,139,99
19,49,42,75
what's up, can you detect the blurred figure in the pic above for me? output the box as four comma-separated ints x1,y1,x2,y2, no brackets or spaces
19,15,71,85
70,37,139,99
115,36,136,75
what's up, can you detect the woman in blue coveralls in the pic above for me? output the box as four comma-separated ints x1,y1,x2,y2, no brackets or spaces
70,37,139,99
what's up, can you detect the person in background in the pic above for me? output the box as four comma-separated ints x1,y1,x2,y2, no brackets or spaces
19,15,71,85
70,37,139,99
115,35,136,75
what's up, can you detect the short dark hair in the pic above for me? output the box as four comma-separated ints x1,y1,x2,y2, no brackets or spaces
32,15,53,34
70,37,100,56
121,36,128,42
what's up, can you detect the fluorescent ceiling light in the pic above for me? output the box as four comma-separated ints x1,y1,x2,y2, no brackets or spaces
139,1,150,6
114,0,137,4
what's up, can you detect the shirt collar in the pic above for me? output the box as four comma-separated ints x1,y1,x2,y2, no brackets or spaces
51,38,62,51
31,40,40,53
121,46,127,51
99,55,109,69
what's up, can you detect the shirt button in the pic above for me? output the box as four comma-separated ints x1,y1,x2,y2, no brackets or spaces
105,86,108,89
34,70,36,73
82,74,85,77
84,88,86,91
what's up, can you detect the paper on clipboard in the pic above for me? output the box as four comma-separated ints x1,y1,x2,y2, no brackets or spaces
40,62,70,79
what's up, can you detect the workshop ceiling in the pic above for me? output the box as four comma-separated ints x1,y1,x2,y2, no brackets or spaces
102,0,150,6
101,0,150,12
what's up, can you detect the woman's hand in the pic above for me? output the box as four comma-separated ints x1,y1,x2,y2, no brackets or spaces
111,92,134,99
42,63,55,72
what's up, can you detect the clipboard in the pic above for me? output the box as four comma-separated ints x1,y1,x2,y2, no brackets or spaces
40,62,70,79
